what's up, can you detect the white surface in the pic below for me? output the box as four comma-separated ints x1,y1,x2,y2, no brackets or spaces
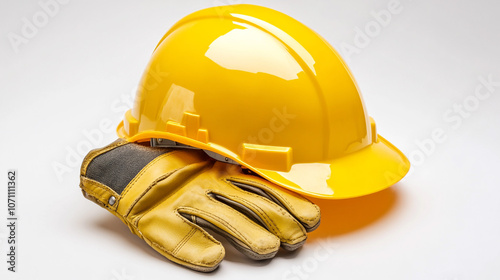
1,0,500,279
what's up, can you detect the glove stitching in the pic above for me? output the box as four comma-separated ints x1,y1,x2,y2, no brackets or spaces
124,170,177,218
81,139,127,177
133,211,224,267
224,193,284,238
178,205,278,252
173,227,197,255
80,177,120,211
150,240,223,267
120,151,183,205
80,187,106,208
229,177,320,223
218,181,281,235
229,177,301,218
133,162,209,227
173,210,222,247
221,190,306,243
170,211,223,266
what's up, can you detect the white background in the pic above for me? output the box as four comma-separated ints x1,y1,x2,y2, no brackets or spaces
1,0,500,279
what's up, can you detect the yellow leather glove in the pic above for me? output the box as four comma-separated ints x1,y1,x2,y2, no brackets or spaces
80,139,320,272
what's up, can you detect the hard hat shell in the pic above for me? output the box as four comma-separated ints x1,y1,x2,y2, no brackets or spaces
117,4,410,199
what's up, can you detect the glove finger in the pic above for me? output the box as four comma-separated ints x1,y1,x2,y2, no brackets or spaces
227,172,321,232
138,207,224,272
211,180,309,251
177,198,281,260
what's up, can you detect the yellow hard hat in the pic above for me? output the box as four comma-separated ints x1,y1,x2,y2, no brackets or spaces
117,4,410,199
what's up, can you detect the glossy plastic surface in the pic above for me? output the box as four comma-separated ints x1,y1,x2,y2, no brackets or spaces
117,4,410,199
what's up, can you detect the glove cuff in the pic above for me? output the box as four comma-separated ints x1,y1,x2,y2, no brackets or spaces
80,177,120,212
80,139,127,213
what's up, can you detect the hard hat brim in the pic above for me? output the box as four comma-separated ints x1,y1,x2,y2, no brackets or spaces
118,121,409,199
256,135,410,199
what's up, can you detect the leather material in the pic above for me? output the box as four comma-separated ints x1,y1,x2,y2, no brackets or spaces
80,139,320,272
